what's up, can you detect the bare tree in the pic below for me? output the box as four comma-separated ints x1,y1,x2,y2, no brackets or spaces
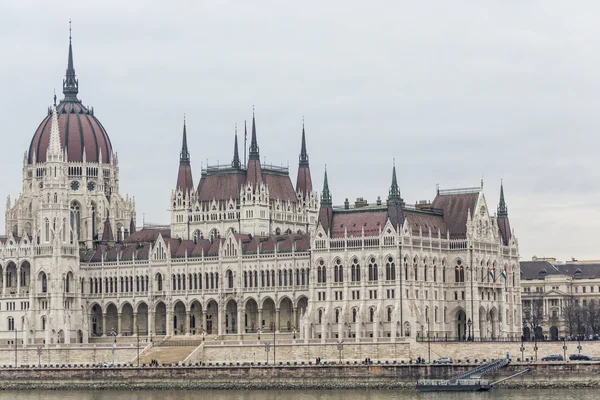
524,299,545,340
584,300,600,335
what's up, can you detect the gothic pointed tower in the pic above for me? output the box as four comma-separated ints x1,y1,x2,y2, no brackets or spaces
246,111,263,185
317,167,333,236
175,118,194,192
296,122,313,198
232,127,241,169
497,181,512,245
386,161,404,230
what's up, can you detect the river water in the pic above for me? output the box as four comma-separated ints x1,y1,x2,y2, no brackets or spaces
0,390,593,400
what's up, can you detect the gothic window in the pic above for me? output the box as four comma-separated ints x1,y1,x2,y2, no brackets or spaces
210,273,215,289
433,260,437,282
424,261,428,282
7,317,14,331
244,271,248,288
296,269,300,286
369,257,378,281
387,307,392,322
271,270,275,286
65,273,71,293
216,273,219,289
334,259,343,283
454,261,465,283
261,271,265,287
172,275,176,291
289,268,293,285
41,273,47,293
284,270,288,286
386,256,395,280
369,308,375,323
157,274,163,291
279,270,283,286
266,270,270,287
301,268,306,285
351,258,360,282
70,202,81,242
318,309,322,324
45,218,50,242
352,308,357,323
228,270,233,289
335,309,339,323
413,257,418,281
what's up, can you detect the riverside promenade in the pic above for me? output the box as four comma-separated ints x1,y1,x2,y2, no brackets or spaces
0,362,597,390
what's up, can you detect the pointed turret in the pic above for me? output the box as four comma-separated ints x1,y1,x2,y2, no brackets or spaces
498,181,508,217
63,21,79,101
246,110,263,184
388,161,401,203
129,217,136,235
296,122,313,197
47,106,63,161
497,181,512,245
320,167,332,207
318,167,333,236
387,161,405,229
101,214,114,243
175,118,194,192
232,126,241,169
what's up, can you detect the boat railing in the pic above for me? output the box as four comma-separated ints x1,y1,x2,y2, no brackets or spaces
417,379,490,386
448,359,508,383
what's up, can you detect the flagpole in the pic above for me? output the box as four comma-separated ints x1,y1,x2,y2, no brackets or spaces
244,120,247,169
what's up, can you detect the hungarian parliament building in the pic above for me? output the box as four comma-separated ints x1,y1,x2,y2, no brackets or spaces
0,33,522,346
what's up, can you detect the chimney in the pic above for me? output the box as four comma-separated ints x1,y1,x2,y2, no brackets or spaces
355,197,368,208
376,196,382,206
415,200,432,211
344,198,349,209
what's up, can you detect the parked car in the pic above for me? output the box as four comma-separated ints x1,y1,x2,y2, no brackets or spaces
96,362,111,367
569,354,592,361
541,354,564,361
433,357,453,364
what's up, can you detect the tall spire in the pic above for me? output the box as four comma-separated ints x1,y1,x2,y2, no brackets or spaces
47,106,63,161
248,108,260,160
232,124,241,168
498,181,508,217
179,116,190,166
321,167,332,207
299,119,309,167
63,20,79,101
388,160,401,203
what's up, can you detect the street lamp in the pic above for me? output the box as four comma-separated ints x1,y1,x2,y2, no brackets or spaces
427,315,431,364
264,341,271,365
14,328,17,368
110,328,117,366
337,341,343,364
563,337,567,361
136,321,140,367
577,336,582,354
272,321,276,366
467,318,472,342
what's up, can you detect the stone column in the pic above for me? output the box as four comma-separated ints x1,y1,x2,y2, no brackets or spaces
117,313,122,335
275,308,280,332
102,314,107,337
202,310,207,334
355,320,360,342
167,312,172,336
237,307,243,336
148,310,154,337
258,309,263,330
133,313,138,336
185,312,190,336
2,271,5,294
293,307,298,330
217,307,223,336
16,267,21,292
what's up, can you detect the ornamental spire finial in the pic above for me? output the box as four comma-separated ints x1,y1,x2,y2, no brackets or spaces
498,180,508,217
299,118,309,167
63,20,79,101
179,117,190,166
249,107,260,160
321,166,332,207
232,124,241,168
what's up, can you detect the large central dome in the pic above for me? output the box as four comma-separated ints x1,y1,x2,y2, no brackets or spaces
27,33,113,164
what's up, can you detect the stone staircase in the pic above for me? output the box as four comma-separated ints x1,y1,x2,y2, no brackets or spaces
137,345,198,365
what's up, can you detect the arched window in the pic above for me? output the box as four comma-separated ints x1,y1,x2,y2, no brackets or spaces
368,257,378,281
45,218,50,242
413,257,418,281
387,307,392,322
424,260,428,282
335,309,339,323
65,274,70,293
157,274,163,291
433,260,437,282
41,273,48,293
70,202,81,242
454,260,465,283
7,317,14,331
317,259,326,283
244,271,248,288
261,271,265,287
228,270,234,289
352,309,357,323
351,258,360,282
334,259,343,283
369,308,375,323
386,257,395,280
318,309,323,324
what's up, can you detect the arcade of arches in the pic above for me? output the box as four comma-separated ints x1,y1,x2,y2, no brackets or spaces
88,296,308,337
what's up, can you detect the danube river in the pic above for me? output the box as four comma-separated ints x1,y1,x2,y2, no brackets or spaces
0,390,593,400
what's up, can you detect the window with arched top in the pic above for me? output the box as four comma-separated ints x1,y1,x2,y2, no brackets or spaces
335,309,339,323
70,202,81,242
369,257,378,281
228,270,234,289
387,307,392,322
385,256,395,280
369,308,375,323
454,260,465,283
351,258,360,282
352,308,357,323
334,259,343,283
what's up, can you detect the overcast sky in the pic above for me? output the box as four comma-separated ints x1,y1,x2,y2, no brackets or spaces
1,1,599,262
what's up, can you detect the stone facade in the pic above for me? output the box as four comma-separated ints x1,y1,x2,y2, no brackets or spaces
0,31,520,350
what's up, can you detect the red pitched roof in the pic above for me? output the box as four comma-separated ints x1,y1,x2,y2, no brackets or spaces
404,210,445,236
176,164,194,192
263,172,297,202
498,216,512,245
331,209,388,238
197,172,246,202
432,192,478,239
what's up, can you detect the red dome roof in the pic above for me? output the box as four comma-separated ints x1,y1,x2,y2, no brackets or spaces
27,28,113,165
28,101,112,164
